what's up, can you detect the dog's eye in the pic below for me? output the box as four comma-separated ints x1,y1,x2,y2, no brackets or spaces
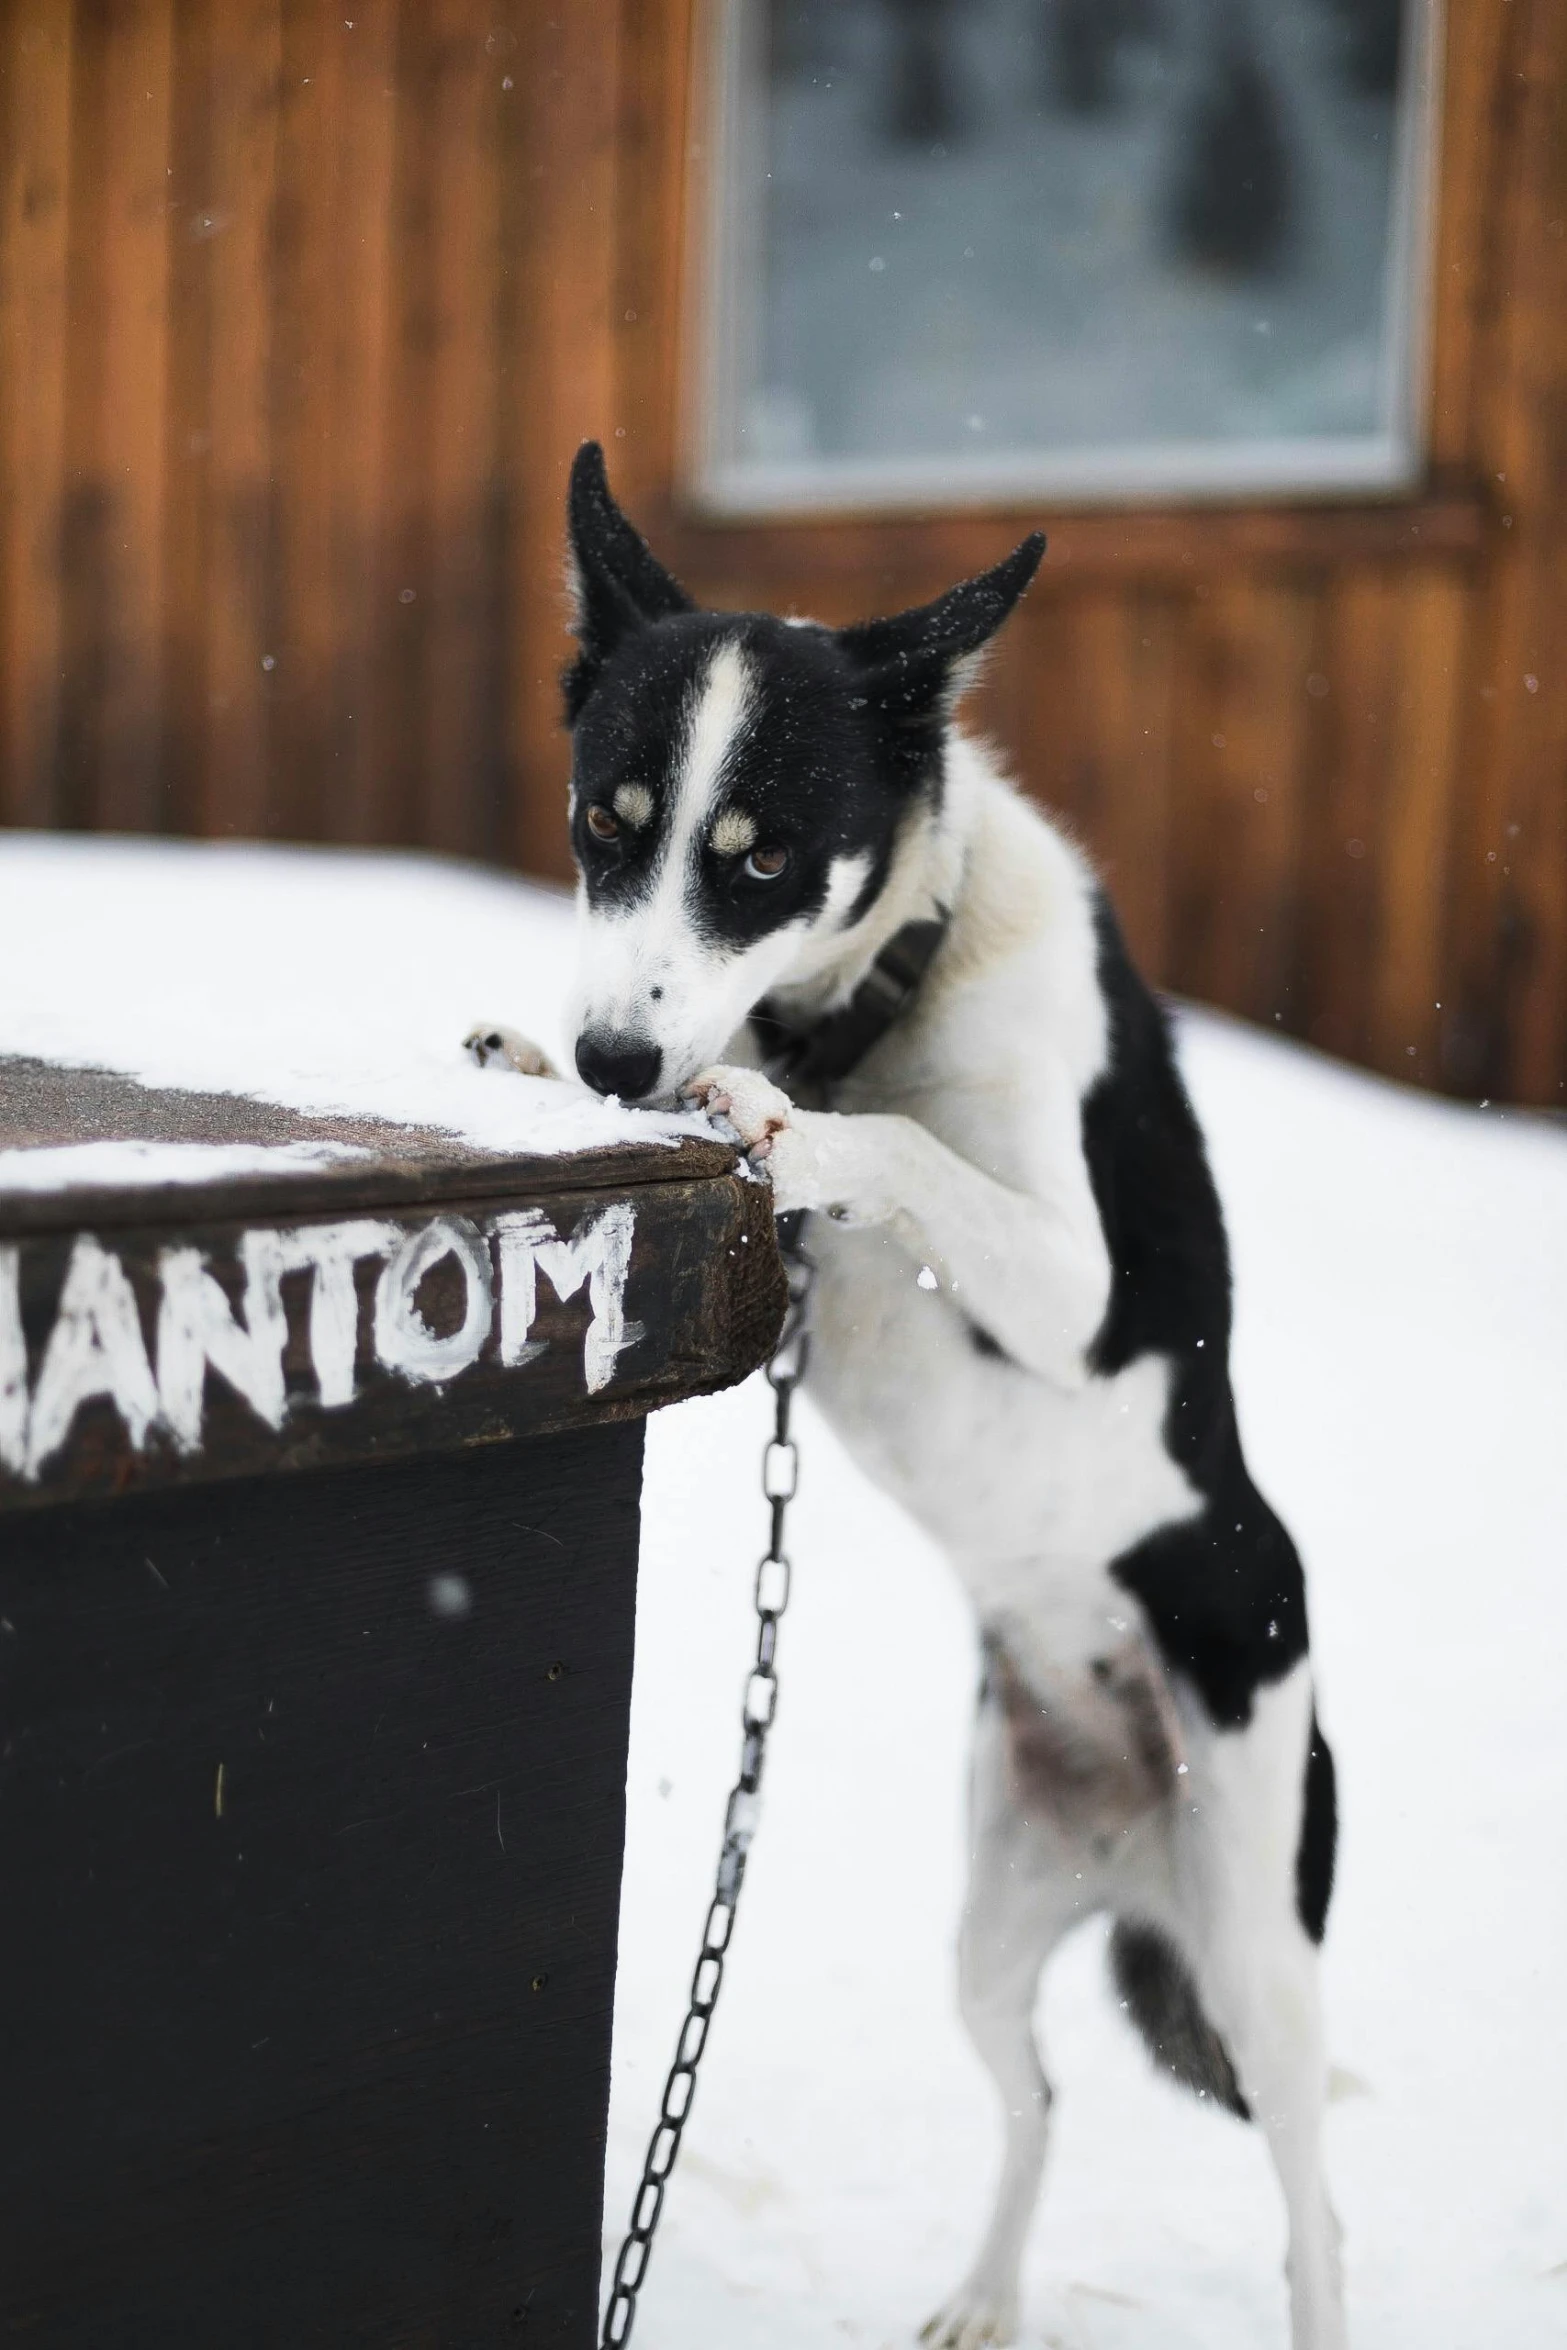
742,844,789,882
584,804,620,844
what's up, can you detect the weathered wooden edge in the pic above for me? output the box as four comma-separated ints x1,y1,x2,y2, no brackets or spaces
0,1131,740,1239
0,1162,787,1516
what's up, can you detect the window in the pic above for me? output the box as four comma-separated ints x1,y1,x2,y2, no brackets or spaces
695,0,1440,511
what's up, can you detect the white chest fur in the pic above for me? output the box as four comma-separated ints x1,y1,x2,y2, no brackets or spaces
789,757,1202,1663
806,1221,1199,1649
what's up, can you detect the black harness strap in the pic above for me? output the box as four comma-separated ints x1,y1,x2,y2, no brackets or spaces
751,910,950,1104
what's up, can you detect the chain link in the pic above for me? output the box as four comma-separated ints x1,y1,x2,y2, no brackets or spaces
600,1219,815,2348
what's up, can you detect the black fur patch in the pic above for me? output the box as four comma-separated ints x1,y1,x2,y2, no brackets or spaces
1296,1712,1338,1943
562,441,695,721
1083,894,1311,1728
1110,1919,1250,2119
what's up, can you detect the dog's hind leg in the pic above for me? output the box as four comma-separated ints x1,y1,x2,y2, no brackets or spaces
920,1684,1086,2350
1173,1662,1346,2350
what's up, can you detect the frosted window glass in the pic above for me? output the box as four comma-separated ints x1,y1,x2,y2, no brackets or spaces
697,0,1437,510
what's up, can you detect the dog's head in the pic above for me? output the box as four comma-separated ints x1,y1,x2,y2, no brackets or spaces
561,443,1043,1104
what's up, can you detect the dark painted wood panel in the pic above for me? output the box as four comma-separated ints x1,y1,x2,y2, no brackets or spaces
0,1424,645,2347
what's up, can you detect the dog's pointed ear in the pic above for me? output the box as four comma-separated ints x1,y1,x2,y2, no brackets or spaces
835,533,1046,735
563,442,696,721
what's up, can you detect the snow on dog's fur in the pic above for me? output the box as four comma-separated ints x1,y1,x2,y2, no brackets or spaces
469,444,1346,2350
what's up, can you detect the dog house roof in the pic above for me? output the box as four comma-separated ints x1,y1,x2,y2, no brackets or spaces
0,835,720,1231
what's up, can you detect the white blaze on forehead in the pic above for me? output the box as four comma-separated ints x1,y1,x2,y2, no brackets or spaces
709,806,757,859
568,636,763,1061
672,638,753,846
613,782,655,828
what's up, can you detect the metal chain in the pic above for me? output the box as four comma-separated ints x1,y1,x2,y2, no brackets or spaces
600,1220,815,2348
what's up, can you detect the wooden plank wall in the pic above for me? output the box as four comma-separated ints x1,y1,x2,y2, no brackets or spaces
0,0,613,876
0,0,1564,1111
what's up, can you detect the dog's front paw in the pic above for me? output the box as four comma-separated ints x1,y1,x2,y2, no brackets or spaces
685,1065,825,1213
464,1025,559,1078
684,1065,792,1159
918,2287,1018,2350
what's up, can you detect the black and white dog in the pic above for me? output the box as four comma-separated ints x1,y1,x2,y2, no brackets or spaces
472,445,1344,2350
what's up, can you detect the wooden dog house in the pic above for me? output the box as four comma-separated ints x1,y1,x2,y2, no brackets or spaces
0,841,784,2345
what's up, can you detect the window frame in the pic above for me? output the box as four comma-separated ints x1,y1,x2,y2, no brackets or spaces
687,0,1446,518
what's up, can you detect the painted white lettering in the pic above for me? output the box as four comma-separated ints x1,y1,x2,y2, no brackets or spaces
373,1217,494,1386
0,1192,645,1479
264,1220,399,1408
531,1201,639,1395
156,1242,290,1451
0,1246,27,1474
26,1235,160,1477
491,1208,552,1367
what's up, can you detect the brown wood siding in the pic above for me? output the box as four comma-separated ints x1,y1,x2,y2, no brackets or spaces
0,0,602,862
0,1,1564,1110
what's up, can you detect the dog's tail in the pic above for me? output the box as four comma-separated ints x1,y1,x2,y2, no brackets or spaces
1109,1920,1250,2120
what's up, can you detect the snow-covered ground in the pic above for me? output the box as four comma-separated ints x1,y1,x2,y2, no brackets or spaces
614,1021,1567,2346
1,835,1560,2341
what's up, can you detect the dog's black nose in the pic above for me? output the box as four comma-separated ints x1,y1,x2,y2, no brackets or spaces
575,1030,663,1102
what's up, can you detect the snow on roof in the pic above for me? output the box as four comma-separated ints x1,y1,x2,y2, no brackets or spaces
0,1137,373,1194
0,834,710,1167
